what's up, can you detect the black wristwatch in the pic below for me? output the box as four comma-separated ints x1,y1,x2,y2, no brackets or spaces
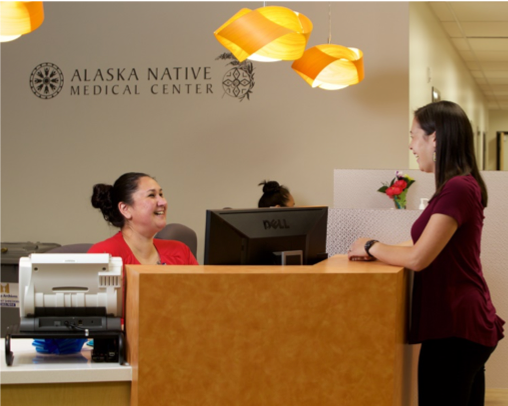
364,240,379,258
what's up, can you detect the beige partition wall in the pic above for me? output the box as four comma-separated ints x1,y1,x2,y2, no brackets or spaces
126,257,412,406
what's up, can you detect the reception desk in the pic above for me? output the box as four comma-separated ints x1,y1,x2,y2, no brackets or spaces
126,255,414,406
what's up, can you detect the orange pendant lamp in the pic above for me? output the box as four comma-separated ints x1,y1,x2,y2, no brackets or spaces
0,1,44,42
291,3,364,90
214,6,313,63
291,44,364,90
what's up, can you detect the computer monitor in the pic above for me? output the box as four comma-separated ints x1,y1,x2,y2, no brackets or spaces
204,206,328,266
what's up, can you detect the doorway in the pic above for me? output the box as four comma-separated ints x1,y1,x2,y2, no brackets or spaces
496,132,508,170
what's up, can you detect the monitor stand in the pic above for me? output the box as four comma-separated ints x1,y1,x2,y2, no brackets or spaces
273,250,303,265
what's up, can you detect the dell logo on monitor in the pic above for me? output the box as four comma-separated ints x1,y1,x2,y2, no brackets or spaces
263,219,290,230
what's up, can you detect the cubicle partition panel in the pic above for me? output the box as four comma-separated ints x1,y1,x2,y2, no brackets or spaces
326,208,421,256
480,172,508,388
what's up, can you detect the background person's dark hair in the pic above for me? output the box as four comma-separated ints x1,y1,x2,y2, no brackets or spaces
91,172,151,228
414,100,488,207
258,180,291,208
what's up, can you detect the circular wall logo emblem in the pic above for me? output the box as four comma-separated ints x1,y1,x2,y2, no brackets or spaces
30,63,64,99
222,67,254,101
216,52,255,101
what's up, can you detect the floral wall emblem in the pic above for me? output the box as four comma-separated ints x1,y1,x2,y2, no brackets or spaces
216,53,254,101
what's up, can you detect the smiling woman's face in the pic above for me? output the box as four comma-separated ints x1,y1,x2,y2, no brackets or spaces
120,176,167,235
409,118,436,173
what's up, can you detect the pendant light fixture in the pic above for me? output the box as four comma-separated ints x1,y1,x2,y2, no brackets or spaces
214,5,312,63
0,1,44,43
291,4,364,90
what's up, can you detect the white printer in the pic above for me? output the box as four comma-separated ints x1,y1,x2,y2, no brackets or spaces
5,253,125,366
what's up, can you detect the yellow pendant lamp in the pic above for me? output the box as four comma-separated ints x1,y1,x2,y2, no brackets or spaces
291,3,364,90
214,6,312,63
0,1,44,43
291,44,364,90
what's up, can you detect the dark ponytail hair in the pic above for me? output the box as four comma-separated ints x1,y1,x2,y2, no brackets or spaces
258,180,291,208
414,100,487,207
91,172,151,228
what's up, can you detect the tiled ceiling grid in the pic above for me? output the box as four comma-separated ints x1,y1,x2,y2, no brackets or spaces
429,2,508,111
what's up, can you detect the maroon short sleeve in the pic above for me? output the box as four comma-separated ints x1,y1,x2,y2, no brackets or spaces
432,176,480,227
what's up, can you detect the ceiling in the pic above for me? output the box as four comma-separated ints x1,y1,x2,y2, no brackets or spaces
428,1,508,111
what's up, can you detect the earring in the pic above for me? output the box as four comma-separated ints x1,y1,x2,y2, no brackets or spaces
433,151,436,162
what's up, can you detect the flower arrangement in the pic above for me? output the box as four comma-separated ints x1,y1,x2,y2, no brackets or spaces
378,171,415,209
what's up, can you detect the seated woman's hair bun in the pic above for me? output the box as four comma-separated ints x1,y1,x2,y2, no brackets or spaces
91,183,124,227
91,183,123,227
91,172,150,228
259,180,281,195
258,180,290,208
91,184,113,210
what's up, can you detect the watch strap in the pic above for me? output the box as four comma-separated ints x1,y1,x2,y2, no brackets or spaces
364,240,379,258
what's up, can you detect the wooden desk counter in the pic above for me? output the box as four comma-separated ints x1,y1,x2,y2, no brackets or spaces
126,256,412,406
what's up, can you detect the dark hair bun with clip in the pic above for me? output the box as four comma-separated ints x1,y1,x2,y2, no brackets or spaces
91,183,123,226
91,172,150,228
259,180,281,194
91,184,113,211
258,180,290,208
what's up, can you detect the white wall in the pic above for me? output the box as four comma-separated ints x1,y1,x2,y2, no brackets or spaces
1,2,410,262
409,3,490,170
490,111,508,134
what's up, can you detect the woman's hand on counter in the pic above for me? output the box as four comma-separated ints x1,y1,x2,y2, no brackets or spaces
347,238,376,261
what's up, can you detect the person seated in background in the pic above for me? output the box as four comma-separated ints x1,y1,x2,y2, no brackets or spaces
88,172,198,266
258,180,295,208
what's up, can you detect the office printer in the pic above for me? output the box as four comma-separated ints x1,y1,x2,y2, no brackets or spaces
5,253,125,365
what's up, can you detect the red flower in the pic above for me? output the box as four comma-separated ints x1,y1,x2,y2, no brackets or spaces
393,179,407,189
385,186,403,198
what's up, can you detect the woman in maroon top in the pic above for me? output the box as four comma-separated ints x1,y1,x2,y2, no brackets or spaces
348,101,504,406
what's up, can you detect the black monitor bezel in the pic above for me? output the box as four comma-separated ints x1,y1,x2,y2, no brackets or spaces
204,206,328,266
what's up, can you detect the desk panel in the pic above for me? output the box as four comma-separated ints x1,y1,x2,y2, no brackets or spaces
126,256,411,406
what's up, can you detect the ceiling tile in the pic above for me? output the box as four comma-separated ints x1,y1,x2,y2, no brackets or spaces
458,51,475,61
460,22,508,38
483,78,508,85
429,2,455,21
468,38,508,52
494,96,508,102
480,84,508,92
466,61,482,70
442,22,462,37
485,71,508,79
423,2,508,110
461,50,508,62
484,91,508,97
451,38,470,51
447,2,508,22
476,62,508,70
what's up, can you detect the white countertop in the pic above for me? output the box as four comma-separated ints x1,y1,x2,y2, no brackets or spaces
1,338,132,384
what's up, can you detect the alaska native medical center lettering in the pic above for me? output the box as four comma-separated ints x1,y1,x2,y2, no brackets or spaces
69,67,213,96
